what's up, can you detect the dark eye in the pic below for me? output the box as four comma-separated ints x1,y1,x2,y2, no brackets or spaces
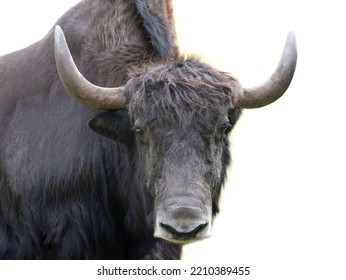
132,119,145,136
221,121,232,133
133,127,144,136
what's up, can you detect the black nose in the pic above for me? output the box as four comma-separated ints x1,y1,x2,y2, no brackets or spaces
158,206,209,241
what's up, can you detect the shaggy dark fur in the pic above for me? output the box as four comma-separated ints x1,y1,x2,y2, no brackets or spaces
127,58,240,124
0,0,241,259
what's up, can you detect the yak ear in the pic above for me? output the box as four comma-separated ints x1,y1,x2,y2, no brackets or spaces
88,110,131,142
226,107,242,133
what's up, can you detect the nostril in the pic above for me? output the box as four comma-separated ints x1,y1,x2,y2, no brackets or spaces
160,223,179,235
160,222,208,237
190,223,208,235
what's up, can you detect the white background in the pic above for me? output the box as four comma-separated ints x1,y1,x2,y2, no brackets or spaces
0,1,345,279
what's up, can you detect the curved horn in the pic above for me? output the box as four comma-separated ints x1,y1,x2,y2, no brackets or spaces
54,25,126,110
238,32,297,109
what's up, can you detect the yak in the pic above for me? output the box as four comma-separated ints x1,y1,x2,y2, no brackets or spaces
0,0,297,259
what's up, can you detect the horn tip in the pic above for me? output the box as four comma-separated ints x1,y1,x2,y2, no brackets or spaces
54,25,64,41
286,31,297,51
54,25,63,35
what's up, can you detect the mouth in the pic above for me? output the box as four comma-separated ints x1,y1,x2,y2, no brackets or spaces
155,222,211,244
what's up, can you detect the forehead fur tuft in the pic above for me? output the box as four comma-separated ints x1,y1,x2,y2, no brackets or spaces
126,57,241,123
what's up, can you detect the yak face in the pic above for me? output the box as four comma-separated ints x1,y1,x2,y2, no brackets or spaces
123,59,242,243
54,25,296,245
89,59,242,244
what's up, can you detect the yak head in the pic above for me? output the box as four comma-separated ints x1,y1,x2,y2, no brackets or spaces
124,59,242,243
54,26,297,244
